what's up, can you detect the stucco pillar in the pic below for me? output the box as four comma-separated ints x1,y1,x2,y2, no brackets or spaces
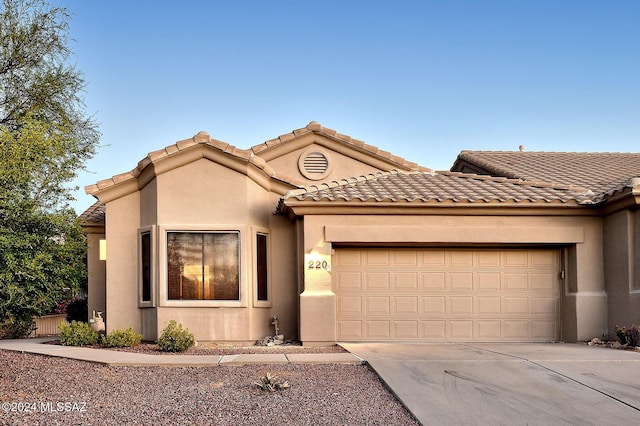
300,242,336,345
572,223,608,340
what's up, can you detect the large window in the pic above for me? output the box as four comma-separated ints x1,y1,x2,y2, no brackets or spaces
167,232,240,301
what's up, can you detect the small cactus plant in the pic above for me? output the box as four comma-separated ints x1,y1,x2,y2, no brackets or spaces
255,372,290,392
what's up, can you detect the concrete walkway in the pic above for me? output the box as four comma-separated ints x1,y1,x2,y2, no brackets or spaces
341,342,640,426
0,337,362,367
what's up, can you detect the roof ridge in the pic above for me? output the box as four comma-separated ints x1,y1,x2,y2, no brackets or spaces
457,151,523,179
252,121,430,172
460,150,640,155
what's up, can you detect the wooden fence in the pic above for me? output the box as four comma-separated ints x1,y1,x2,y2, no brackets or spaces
32,314,67,336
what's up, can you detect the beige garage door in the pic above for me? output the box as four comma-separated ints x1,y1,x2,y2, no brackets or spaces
334,248,560,342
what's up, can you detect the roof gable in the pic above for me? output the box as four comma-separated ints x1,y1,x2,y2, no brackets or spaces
251,121,429,184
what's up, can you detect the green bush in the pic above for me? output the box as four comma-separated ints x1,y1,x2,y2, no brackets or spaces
0,317,36,339
103,327,143,348
59,320,99,346
157,320,195,352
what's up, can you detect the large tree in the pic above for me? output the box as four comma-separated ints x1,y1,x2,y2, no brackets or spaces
0,0,100,337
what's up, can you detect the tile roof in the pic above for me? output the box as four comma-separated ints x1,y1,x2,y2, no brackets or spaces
251,121,429,172
86,131,301,196
453,151,640,199
79,201,105,223
284,170,595,205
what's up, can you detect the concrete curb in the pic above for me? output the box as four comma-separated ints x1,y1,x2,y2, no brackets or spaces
0,338,362,367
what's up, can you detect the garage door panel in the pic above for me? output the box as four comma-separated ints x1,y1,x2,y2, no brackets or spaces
393,296,418,315
477,272,501,290
335,271,363,290
532,297,558,315
365,297,390,315
335,248,560,342
393,272,419,290
394,251,418,266
450,251,474,266
449,320,474,338
532,321,557,338
421,296,446,315
422,272,445,290
532,273,556,291
449,296,474,315
477,320,502,339
337,296,363,316
477,297,501,315
504,273,528,290
365,272,390,290
366,320,390,338
504,320,530,339
337,320,362,339
503,297,529,315
364,250,390,266
504,251,529,267
421,320,446,338
449,272,473,290
394,321,418,339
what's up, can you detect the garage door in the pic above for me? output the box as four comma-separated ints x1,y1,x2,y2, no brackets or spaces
334,248,560,342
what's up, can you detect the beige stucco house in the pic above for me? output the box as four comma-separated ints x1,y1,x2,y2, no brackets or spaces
82,122,640,345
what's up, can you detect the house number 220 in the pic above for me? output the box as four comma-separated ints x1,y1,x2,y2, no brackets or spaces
308,260,329,270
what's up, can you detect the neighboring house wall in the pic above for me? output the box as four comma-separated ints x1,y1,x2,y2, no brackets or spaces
85,229,105,321
603,209,640,334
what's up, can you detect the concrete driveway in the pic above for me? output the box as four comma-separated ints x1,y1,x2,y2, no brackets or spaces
340,342,640,425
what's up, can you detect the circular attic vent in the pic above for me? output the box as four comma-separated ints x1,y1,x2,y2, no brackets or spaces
298,149,332,180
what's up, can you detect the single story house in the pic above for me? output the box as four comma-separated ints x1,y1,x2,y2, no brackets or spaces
82,122,640,344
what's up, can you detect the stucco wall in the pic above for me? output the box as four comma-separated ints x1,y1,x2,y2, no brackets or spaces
85,231,105,321
104,193,141,334
298,214,607,344
266,141,386,186
604,209,640,337
100,157,299,342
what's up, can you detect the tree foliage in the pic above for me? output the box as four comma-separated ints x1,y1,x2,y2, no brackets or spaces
0,0,100,337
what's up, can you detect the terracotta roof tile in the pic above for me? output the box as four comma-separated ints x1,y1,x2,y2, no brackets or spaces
454,151,640,199
79,201,105,223
285,170,595,205
86,131,300,196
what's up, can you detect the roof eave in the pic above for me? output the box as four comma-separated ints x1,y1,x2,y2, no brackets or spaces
280,199,597,217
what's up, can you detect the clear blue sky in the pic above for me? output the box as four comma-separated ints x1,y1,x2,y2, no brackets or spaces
55,0,640,214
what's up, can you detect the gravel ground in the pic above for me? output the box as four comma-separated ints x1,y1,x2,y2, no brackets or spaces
0,350,419,425
47,340,350,356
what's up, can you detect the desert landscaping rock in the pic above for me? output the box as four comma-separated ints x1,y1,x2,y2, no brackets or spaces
0,350,419,425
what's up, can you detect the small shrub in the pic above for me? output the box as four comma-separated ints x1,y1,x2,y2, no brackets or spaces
0,317,36,339
614,325,627,345
59,320,99,346
255,372,290,392
157,320,195,352
614,324,640,347
103,327,143,348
